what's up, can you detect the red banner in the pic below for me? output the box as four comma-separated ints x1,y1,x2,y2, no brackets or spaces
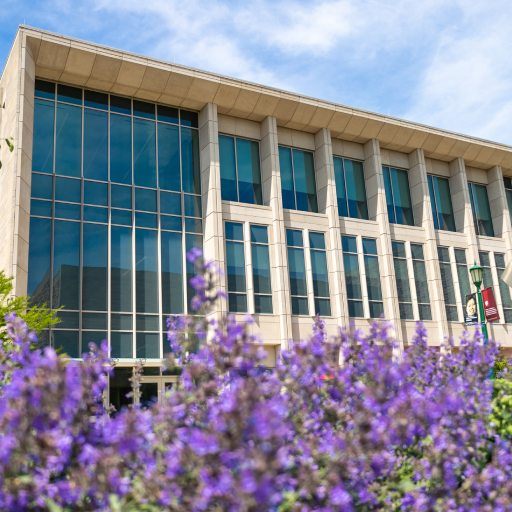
482,287,500,322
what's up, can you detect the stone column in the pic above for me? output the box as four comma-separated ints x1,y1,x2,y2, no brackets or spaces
488,166,512,254
314,128,348,327
363,139,403,350
198,102,226,316
449,157,479,264
260,116,292,348
408,149,448,342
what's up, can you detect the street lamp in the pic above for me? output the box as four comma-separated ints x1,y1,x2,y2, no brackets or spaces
469,261,488,346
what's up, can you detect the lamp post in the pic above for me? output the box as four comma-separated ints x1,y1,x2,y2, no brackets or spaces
469,262,489,346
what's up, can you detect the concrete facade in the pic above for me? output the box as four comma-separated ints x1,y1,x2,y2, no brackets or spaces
1,26,512,364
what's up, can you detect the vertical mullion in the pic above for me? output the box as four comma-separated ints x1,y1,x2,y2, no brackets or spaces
155,115,163,359
245,222,254,314
78,89,84,355
107,96,112,358
303,229,315,315
131,99,137,360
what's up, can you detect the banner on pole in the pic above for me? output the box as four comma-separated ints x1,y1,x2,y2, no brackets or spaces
464,293,478,325
482,287,500,322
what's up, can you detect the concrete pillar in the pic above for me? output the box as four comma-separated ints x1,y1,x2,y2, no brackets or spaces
488,166,512,254
198,102,226,316
408,149,448,342
449,157,479,264
314,128,348,326
260,116,292,348
363,139,403,350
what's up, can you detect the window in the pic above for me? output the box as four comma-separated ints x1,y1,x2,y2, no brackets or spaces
468,182,494,237
29,80,202,359
392,241,413,319
383,166,414,226
342,236,363,317
286,230,309,315
333,157,368,219
411,244,431,320
504,177,512,223
279,146,318,212
225,222,247,313
363,239,384,318
495,253,512,323
454,249,471,319
309,232,331,316
428,175,456,231
250,226,273,314
479,252,493,289
438,247,458,321
219,135,262,204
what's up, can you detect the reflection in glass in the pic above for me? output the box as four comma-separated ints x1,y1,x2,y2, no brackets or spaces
84,109,108,180
28,217,51,305
55,103,81,177
161,231,184,314
33,99,54,173
110,114,132,184
82,223,108,311
158,122,180,191
135,229,159,313
111,226,132,312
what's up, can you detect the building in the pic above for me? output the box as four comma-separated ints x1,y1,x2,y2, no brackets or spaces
1,26,511,407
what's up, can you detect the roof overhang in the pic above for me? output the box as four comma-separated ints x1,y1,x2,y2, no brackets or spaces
13,26,512,171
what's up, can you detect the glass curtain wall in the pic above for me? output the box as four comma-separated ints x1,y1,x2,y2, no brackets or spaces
427,175,456,231
468,183,495,236
333,157,368,219
28,80,202,359
383,166,414,226
219,135,262,204
279,146,318,212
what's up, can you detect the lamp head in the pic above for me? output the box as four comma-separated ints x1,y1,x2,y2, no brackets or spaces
470,261,483,289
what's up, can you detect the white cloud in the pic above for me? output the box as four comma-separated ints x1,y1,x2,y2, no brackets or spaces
403,1,512,143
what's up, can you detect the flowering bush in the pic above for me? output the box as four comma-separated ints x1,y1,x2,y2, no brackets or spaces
0,251,512,511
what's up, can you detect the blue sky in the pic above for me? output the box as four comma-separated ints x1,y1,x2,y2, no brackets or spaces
1,0,512,144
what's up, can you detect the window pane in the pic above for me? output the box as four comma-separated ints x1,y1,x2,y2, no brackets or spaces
55,176,81,203
391,168,413,225
438,247,457,319
383,166,396,224
286,229,303,247
433,176,455,231
53,331,79,358
315,298,331,316
84,180,108,206
180,110,198,128
334,157,348,217
184,194,201,218
111,226,132,312
219,135,238,201
348,300,364,318
110,114,132,184
292,297,309,315
470,183,494,236
57,84,82,105
158,105,179,124
55,103,81,177
343,253,362,301
110,95,131,115
225,222,244,241
254,295,273,314
158,122,180,191
250,225,268,244
293,149,317,212
160,191,181,215
31,199,52,217
111,209,132,226
135,187,157,212
110,333,133,359
186,234,203,311
83,108,108,180
27,217,51,305
309,232,326,250
252,244,272,294
369,301,384,318
226,241,246,293
83,206,108,223
228,293,247,313
134,118,156,187
111,184,132,209
364,254,382,302
136,229,159,313
53,220,80,309
427,175,438,230
31,173,53,200
136,333,160,359
54,203,80,220
82,223,107,311
33,99,54,173
181,127,200,194
311,250,330,298
236,138,262,204
35,80,55,100
344,159,368,219
133,100,155,119
279,146,295,210
84,90,108,110
161,231,184,314
288,247,307,297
